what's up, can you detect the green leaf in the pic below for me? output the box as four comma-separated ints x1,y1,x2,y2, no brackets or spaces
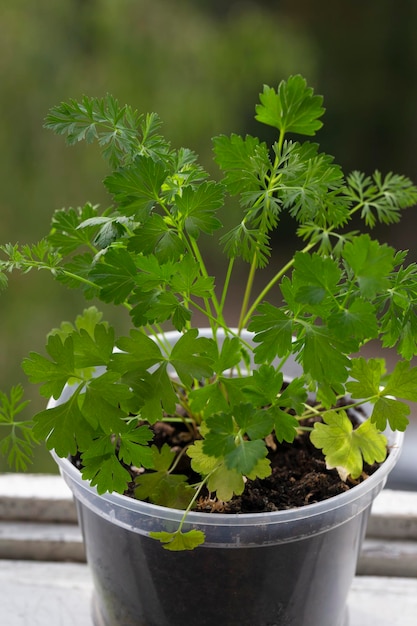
133,366,178,423
346,357,385,398
293,251,341,305
45,95,158,167
168,329,213,386
302,326,350,386
81,437,132,494
74,306,107,338
118,424,154,469
72,325,115,369
345,170,417,228
189,433,261,496
220,376,252,408
225,439,268,475
89,247,139,304
187,439,219,475
203,412,236,458
56,253,98,298
104,155,168,217
213,133,270,195
47,97,170,166
276,143,348,226
207,336,243,375
278,377,308,415
371,397,410,432
267,405,299,443
0,386,36,471
133,254,177,290
48,203,99,254
249,303,293,363
342,234,396,299
188,382,229,416
87,215,135,251
149,443,176,471
174,181,224,238
220,222,271,267
398,316,417,360
207,464,245,501
128,213,184,262
328,299,378,342
170,254,215,300
310,411,387,480
112,329,164,374
33,392,94,458
246,457,272,481
232,402,274,440
46,310,114,382
134,445,195,509
242,365,284,406
255,75,325,136
203,403,270,476
80,372,132,431
149,529,205,551
382,361,417,402
134,290,190,331
22,334,77,399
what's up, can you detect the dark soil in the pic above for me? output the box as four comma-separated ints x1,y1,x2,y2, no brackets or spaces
125,404,382,514
72,401,383,515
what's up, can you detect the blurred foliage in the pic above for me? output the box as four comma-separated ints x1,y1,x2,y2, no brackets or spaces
0,0,315,471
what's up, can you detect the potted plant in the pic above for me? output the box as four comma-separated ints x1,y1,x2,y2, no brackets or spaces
2,75,417,626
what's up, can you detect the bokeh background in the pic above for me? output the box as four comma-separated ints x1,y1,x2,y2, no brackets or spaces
1,0,417,481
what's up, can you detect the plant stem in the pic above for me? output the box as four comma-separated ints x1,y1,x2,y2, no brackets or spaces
189,237,225,328
241,240,316,328
238,254,258,332
219,257,235,318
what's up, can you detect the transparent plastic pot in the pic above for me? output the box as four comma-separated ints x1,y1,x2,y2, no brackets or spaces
49,330,403,626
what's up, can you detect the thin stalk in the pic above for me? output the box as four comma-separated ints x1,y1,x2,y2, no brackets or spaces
238,254,258,333
174,474,211,533
241,240,316,329
189,237,225,329
188,299,254,351
219,257,235,317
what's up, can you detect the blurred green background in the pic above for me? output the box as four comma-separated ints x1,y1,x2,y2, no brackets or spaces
1,0,417,473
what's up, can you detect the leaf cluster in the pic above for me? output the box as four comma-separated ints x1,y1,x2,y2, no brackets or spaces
2,76,417,550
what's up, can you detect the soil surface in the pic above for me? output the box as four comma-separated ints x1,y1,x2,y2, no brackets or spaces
120,404,382,514
72,402,383,514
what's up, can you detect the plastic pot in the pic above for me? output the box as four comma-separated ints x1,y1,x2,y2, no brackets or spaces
50,330,403,626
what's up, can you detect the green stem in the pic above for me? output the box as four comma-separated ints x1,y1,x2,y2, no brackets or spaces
276,128,285,157
241,240,316,329
219,257,235,317
189,237,225,329
175,473,212,533
238,254,258,332
188,299,253,350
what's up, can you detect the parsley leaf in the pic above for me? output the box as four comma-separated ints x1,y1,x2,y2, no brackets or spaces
168,329,213,386
134,445,194,509
255,75,325,136
310,411,387,480
149,529,205,551
22,334,77,399
0,386,35,471
342,234,396,299
249,303,293,363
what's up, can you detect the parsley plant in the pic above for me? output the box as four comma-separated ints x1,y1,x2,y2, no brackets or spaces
2,76,417,550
